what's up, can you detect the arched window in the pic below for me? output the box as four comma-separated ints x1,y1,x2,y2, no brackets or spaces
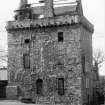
36,79,43,95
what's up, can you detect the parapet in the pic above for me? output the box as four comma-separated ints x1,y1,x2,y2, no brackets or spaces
6,0,94,33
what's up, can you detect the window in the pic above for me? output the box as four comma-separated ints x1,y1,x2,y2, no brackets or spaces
58,32,63,42
23,54,30,69
57,78,65,96
36,79,43,95
82,55,85,73
24,39,30,44
86,78,89,88
57,62,64,70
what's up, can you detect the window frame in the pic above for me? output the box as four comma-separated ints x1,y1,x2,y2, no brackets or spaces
23,53,30,69
58,32,64,42
57,77,65,96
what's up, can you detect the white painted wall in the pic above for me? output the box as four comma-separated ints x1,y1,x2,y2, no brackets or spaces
0,70,7,80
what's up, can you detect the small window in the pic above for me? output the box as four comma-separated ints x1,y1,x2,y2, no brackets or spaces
57,62,64,69
23,54,30,69
58,32,63,42
82,55,85,73
86,78,89,88
36,79,43,95
57,78,65,96
24,39,30,44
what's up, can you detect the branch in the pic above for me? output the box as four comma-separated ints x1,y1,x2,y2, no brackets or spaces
93,50,105,68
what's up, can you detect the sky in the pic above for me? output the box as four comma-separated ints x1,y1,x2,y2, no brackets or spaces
0,0,105,75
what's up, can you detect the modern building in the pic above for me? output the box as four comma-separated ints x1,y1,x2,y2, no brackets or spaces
6,0,94,105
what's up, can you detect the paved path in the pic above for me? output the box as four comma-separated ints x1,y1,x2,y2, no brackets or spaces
0,100,35,105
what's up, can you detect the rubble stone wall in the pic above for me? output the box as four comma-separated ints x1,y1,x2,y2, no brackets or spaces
80,26,93,105
7,25,83,105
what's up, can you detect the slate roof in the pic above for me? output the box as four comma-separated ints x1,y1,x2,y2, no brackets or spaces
32,5,77,16
7,1,94,33
54,5,77,15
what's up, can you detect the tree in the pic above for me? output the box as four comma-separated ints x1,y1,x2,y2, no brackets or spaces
93,49,105,69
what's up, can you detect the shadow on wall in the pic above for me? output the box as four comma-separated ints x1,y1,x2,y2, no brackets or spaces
0,80,8,99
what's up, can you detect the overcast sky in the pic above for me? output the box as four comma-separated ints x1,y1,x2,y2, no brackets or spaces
0,0,105,75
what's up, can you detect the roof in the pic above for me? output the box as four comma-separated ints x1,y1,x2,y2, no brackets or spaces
6,1,94,33
32,5,77,16
54,5,77,15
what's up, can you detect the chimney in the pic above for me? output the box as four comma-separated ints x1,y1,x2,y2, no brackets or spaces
43,0,54,18
20,0,28,8
76,0,83,16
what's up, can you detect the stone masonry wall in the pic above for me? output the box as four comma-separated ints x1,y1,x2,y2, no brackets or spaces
7,25,82,105
80,26,93,105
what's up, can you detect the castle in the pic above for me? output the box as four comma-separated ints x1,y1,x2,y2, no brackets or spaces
6,0,94,105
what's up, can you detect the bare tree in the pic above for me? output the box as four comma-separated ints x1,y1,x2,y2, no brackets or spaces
93,50,105,69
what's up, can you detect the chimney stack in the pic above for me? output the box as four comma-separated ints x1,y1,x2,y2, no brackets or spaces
20,0,28,8
43,0,54,18
76,0,83,16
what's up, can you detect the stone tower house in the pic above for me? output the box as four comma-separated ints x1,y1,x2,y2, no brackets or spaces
6,0,94,105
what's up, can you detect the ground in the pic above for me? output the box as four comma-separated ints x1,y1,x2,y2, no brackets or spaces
0,100,34,105
0,100,104,105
